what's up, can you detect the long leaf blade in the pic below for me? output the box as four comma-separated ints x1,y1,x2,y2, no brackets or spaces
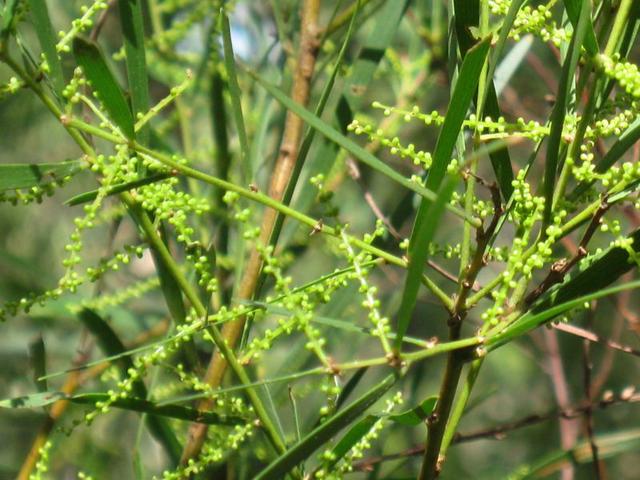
395,37,492,349
0,160,83,192
27,0,65,96
118,0,150,144
72,37,135,139
0,391,244,425
563,0,599,55
542,0,591,226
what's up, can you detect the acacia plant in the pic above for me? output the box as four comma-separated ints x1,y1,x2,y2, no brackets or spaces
1,0,640,478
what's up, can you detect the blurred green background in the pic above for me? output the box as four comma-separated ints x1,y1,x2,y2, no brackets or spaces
1,1,640,478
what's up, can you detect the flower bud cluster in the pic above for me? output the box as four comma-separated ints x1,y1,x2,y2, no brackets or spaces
69,277,160,314
490,1,570,46
599,161,640,190
62,68,87,106
56,1,109,53
587,106,638,140
510,170,545,229
0,172,77,205
139,178,210,244
84,329,193,424
242,261,356,364
370,102,553,143
598,54,640,99
315,391,403,478
0,76,24,100
339,224,391,353
186,242,219,294
0,244,145,322
174,363,252,416
149,2,211,54
159,422,254,479
30,440,53,480
59,152,131,288
347,119,432,169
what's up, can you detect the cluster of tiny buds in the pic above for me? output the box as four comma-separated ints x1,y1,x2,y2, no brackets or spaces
492,1,570,46
84,329,197,425
0,76,24,99
510,170,545,229
69,277,160,313
62,68,87,105
315,391,403,478
598,54,640,99
339,225,391,353
56,1,109,53
0,244,145,322
0,175,76,205
29,440,53,480
159,424,255,480
364,103,570,159
139,178,210,244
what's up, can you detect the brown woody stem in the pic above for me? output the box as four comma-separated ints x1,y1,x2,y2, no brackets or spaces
180,0,321,464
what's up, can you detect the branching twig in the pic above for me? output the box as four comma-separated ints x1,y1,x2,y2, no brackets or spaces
352,389,640,472
525,197,610,306
419,181,504,479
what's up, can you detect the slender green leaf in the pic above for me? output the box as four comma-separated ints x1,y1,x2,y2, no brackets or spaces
311,350,433,474
0,391,244,425
221,9,250,182
484,87,514,200
72,37,135,139
542,0,590,226
64,172,172,206
118,0,150,144
255,373,398,480
27,0,65,96
394,175,458,349
335,367,368,411
322,415,378,471
249,70,478,225
0,391,65,408
452,0,479,56
0,160,83,192
389,396,438,426
126,203,190,334
488,275,640,350
563,0,599,55
427,36,492,194
69,393,244,425
395,37,492,349
478,0,527,199
155,224,189,323
1,0,20,40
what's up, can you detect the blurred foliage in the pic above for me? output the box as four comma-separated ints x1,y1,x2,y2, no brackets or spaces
0,0,640,479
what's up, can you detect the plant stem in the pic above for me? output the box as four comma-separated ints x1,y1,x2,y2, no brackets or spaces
179,0,322,463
